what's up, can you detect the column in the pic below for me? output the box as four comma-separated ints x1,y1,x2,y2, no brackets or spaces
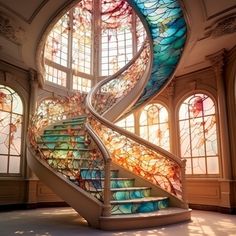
206,50,232,180
207,50,233,209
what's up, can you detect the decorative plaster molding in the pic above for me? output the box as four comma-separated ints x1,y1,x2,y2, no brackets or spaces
206,49,225,72
205,14,236,38
0,11,25,45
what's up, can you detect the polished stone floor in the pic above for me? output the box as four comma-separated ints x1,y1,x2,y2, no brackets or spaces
0,207,235,236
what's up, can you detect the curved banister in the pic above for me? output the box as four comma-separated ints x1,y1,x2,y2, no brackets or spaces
90,40,152,121
86,0,187,202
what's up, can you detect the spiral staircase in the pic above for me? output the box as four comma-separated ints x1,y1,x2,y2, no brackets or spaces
27,0,191,230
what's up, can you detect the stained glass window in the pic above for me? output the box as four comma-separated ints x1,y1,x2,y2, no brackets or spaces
101,0,133,76
43,0,146,91
44,0,92,90
140,103,170,151
116,114,135,133
0,85,23,175
179,94,219,175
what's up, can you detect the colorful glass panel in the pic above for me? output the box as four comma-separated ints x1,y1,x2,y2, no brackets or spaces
101,0,133,76
43,0,146,91
0,85,23,175
179,94,219,175
44,0,92,91
129,0,187,110
140,103,170,151
72,2,92,74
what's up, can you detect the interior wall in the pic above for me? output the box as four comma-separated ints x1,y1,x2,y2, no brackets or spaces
0,47,236,212
225,46,236,210
150,62,235,212
0,61,63,209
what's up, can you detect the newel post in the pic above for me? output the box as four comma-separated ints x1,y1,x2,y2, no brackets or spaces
102,158,111,216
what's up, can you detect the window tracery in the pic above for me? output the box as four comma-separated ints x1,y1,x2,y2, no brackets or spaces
179,93,219,175
0,85,23,175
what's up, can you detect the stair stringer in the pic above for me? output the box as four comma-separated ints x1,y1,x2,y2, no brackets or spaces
27,146,103,228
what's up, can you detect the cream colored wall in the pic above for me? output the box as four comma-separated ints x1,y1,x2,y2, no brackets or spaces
143,53,235,211
225,46,236,210
0,47,236,212
0,61,63,208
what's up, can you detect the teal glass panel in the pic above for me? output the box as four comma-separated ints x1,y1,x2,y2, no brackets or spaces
128,0,187,109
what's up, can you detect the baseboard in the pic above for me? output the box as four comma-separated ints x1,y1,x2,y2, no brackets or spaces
0,202,69,212
189,203,236,214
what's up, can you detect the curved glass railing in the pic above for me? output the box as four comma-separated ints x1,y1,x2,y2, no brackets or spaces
86,0,187,203
127,0,187,110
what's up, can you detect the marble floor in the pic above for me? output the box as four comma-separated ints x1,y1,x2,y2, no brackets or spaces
0,207,235,236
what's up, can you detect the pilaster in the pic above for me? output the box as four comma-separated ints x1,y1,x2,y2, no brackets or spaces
206,50,232,180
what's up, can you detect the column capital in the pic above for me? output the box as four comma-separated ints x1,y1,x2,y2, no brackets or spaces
29,68,37,82
166,80,175,97
206,49,225,73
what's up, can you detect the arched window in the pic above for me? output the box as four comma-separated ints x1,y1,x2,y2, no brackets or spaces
139,103,170,151
116,113,135,133
178,93,219,175
0,85,23,175
43,0,146,92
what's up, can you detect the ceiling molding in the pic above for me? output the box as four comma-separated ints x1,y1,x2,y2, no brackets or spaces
204,13,236,38
0,11,25,45
206,5,236,21
0,0,49,24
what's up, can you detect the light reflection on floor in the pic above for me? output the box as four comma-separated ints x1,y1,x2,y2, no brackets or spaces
0,208,235,236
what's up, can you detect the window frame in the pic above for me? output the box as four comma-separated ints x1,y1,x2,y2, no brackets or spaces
139,102,170,151
177,92,221,178
0,85,25,177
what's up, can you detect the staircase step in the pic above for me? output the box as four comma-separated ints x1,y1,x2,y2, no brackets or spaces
70,177,135,189
37,141,87,149
40,147,91,151
53,124,84,129
100,208,191,230
62,117,86,124
110,197,169,215
47,157,100,169
80,168,119,179
44,128,84,135
39,135,85,142
90,187,151,201
41,149,91,159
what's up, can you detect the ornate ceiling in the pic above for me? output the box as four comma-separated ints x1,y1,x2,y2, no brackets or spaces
0,0,236,76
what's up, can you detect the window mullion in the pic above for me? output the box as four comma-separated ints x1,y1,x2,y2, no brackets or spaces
92,0,101,84
132,11,137,56
67,10,74,91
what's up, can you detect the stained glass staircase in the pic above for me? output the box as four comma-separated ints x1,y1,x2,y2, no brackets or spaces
27,0,192,230
35,116,170,215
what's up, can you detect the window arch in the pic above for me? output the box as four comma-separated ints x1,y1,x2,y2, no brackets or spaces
178,93,219,175
43,0,146,92
139,103,170,151
0,85,23,175
116,113,135,133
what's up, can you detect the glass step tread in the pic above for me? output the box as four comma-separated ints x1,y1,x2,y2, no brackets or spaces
37,141,85,144
70,177,134,181
91,187,151,192
40,134,85,137
45,127,83,131
111,197,168,204
39,147,91,151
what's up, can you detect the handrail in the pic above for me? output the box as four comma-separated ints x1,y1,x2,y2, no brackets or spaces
89,40,151,120
85,0,187,201
28,93,110,203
